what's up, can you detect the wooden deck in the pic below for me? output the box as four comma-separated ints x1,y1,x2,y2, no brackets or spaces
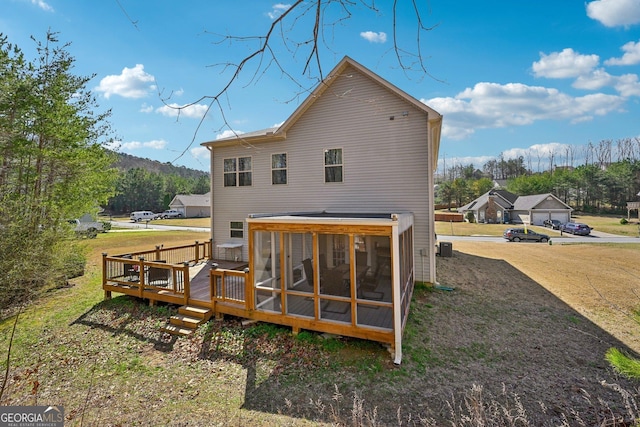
102,241,398,355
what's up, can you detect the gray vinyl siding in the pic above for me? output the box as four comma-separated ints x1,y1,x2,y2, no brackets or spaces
210,64,435,282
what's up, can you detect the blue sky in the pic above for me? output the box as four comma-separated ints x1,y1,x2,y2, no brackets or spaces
3,1,640,173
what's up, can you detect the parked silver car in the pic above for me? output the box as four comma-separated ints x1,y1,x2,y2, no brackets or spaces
503,228,550,242
160,209,182,219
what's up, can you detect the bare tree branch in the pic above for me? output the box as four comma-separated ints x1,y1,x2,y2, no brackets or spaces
158,1,436,164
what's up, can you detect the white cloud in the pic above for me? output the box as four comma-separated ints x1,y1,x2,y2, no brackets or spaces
605,40,640,65
360,31,387,43
95,64,156,99
439,142,577,172
423,82,625,139
614,73,640,96
216,130,245,140
532,48,599,79
573,69,640,96
573,69,615,90
139,104,154,113
190,146,210,160
586,0,640,27
108,139,168,151
29,0,53,11
267,3,290,19
502,142,570,160
156,103,209,119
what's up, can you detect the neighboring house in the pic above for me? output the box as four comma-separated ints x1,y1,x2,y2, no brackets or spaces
168,193,211,218
201,56,442,364
458,190,572,225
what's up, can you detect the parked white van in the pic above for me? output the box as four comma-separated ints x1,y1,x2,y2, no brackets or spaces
130,211,157,222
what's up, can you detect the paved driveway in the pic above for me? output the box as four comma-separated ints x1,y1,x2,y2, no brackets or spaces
438,229,639,244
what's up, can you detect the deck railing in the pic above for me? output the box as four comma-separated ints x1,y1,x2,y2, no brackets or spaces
111,240,212,265
102,240,211,303
210,267,249,305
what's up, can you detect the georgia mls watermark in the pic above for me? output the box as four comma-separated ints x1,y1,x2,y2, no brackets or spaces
0,406,64,427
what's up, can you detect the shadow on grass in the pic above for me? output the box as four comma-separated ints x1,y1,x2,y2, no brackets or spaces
71,249,640,425
71,295,179,352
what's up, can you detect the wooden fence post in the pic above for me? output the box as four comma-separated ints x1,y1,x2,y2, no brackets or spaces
138,257,145,298
102,253,111,299
183,262,190,305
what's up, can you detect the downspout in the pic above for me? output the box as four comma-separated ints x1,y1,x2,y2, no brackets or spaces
207,146,215,246
426,115,437,285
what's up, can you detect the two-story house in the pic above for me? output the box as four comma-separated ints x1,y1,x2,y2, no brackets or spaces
202,56,442,363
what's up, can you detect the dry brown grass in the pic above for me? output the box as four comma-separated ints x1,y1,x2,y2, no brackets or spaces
446,241,640,354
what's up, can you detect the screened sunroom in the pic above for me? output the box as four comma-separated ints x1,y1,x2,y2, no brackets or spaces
246,212,415,364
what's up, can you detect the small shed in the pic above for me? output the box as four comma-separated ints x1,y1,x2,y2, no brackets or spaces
168,193,211,218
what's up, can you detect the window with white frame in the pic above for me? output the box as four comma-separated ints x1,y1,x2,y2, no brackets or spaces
230,221,244,238
271,153,287,185
223,156,252,187
324,148,343,183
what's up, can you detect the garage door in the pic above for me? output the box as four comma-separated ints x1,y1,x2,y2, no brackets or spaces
531,212,547,225
551,212,570,223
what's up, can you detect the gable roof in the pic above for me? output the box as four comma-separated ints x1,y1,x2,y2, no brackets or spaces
458,189,516,212
460,190,572,213
512,193,572,210
202,56,442,168
169,192,211,208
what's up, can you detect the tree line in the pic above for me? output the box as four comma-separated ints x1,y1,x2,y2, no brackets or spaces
436,146,640,214
107,155,210,215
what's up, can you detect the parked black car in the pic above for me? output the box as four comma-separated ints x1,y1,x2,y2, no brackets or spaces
560,222,591,235
543,219,563,230
503,228,550,242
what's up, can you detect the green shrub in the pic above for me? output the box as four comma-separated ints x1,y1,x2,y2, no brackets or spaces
620,218,628,225
605,347,640,379
465,211,476,223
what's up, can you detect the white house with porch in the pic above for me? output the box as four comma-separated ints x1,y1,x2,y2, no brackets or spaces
201,56,442,363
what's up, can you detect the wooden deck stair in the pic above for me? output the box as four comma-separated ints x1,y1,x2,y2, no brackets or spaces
161,304,213,336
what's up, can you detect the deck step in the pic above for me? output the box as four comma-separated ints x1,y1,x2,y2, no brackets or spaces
178,305,213,320
160,324,193,336
169,314,203,329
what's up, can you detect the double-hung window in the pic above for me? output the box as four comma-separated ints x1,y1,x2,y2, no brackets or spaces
271,153,287,185
230,221,244,238
224,157,252,187
324,148,343,183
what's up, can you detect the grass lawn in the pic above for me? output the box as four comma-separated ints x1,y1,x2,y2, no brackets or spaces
1,228,640,425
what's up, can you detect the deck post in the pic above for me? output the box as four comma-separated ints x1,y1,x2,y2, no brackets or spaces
138,257,145,299
155,245,162,260
244,267,251,310
183,262,190,305
207,239,213,260
102,253,111,299
195,241,200,263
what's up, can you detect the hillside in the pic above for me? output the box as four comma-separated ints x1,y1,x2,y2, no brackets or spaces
112,151,209,179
